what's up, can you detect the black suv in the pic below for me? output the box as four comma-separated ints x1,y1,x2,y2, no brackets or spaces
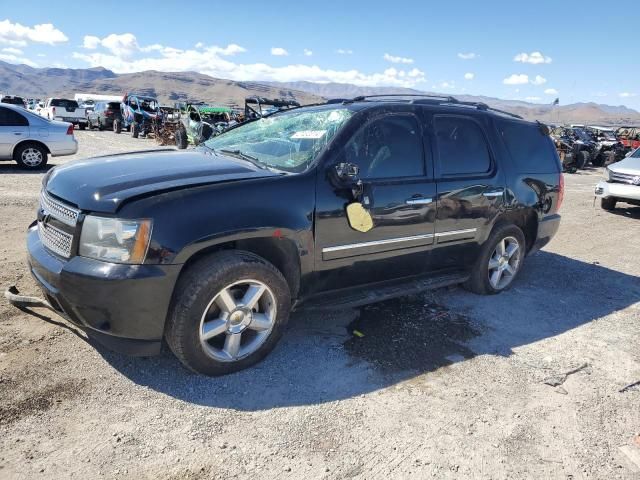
87,101,122,131
21,96,562,375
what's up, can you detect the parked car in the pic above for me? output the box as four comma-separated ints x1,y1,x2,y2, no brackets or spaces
175,104,233,149
585,126,625,166
1,95,26,108
550,126,594,169
595,148,640,210
15,96,562,375
87,101,122,131
615,126,640,153
120,93,161,137
0,103,78,169
41,98,88,130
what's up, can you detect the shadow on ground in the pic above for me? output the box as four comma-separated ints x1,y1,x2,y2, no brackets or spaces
70,251,640,410
0,164,54,174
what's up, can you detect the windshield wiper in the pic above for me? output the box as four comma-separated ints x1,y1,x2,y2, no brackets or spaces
219,149,268,170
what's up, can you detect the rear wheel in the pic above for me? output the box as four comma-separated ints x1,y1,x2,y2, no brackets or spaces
78,123,86,131
165,251,291,376
97,119,104,131
175,128,188,149
601,197,616,210
131,122,139,138
577,150,589,169
113,119,122,134
14,143,48,170
463,224,525,295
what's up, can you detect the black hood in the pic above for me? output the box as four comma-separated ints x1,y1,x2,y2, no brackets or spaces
45,148,279,213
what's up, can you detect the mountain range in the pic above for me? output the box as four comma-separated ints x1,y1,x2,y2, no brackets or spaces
2,61,638,125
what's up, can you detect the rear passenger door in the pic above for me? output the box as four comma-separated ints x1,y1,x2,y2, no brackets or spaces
0,106,29,159
427,112,506,270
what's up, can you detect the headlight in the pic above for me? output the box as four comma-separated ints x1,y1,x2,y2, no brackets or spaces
603,168,611,181
79,216,152,264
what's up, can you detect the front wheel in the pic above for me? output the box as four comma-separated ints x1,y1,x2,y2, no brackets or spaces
165,251,291,376
601,197,616,210
175,128,188,149
463,224,525,295
113,119,122,134
131,122,139,138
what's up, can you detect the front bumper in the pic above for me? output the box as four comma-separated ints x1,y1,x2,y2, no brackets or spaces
26,225,182,356
595,180,640,202
529,214,561,255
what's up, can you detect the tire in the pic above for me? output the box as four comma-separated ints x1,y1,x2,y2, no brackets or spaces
600,197,616,211
165,250,291,376
113,119,122,134
576,150,589,169
175,129,188,149
14,142,48,170
79,123,86,131
463,224,526,295
97,120,104,131
131,122,139,138
87,118,93,130
591,153,604,167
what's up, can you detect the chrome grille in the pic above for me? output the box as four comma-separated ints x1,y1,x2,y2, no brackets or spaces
610,170,640,185
40,192,80,226
38,221,73,258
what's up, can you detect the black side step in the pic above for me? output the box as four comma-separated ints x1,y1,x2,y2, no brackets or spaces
296,271,468,311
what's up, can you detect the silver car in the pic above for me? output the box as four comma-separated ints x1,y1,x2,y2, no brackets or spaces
595,148,640,210
0,102,78,169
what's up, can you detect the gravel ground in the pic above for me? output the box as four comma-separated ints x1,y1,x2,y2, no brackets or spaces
0,131,639,479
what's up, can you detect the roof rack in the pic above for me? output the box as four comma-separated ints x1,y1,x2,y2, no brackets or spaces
341,94,523,120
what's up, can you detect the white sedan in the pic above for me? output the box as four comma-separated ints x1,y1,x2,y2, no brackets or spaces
595,148,640,210
0,102,78,169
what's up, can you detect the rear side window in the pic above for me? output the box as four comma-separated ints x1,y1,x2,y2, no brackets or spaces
435,115,491,176
50,99,79,108
498,120,559,173
107,102,121,110
345,114,425,179
0,107,28,126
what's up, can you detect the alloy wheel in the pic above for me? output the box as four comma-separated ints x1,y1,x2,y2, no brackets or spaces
22,148,43,167
199,279,276,362
487,236,521,290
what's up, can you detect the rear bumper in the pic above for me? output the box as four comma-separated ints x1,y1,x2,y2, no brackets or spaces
529,214,561,255
595,181,640,202
26,225,182,356
49,137,78,157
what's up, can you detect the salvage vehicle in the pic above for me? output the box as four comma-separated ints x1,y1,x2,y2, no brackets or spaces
41,98,88,130
9,95,562,375
120,93,162,138
595,147,640,210
175,104,233,149
1,95,26,108
615,126,640,153
87,101,122,131
585,126,625,166
550,126,593,169
244,96,300,120
0,103,77,169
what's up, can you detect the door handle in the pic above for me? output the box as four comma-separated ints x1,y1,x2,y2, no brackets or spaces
483,190,504,198
405,197,433,205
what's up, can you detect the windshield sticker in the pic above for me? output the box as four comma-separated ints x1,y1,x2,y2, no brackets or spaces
291,130,326,139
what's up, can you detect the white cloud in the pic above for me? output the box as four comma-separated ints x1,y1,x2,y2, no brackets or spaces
408,68,422,78
530,75,547,86
270,47,288,56
503,74,529,85
83,35,100,49
514,51,552,64
101,33,139,58
0,52,37,67
336,49,353,55
544,88,558,95
1,47,22,55
464,72,474,80
457,52,477,60
0,20,68,47
619,92,638,98
383,53,414,64
525,96,541,102
195,42,204,49
303,49,313,56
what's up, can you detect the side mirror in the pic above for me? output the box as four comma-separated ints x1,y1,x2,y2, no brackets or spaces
334,162,360,180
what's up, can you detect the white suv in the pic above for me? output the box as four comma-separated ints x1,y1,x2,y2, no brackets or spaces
595,148,640,210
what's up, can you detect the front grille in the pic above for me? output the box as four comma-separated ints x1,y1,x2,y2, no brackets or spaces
40,192,79,226
38,221,73,258
610,171,640,185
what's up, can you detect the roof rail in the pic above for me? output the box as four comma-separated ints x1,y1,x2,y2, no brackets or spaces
343,94,523,119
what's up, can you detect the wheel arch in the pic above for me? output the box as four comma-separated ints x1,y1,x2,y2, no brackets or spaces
490,208,538,253
12,139,51,157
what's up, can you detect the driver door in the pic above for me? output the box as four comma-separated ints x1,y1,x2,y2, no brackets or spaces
311,107,437,294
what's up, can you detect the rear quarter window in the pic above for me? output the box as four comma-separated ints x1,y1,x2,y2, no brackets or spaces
498,119,560,173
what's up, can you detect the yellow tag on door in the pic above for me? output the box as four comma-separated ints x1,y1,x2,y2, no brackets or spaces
346,202,373,233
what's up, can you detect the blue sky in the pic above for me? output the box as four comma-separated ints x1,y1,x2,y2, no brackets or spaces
1,0,638,109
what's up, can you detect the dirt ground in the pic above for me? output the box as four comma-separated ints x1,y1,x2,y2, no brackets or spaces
1,130,639,479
